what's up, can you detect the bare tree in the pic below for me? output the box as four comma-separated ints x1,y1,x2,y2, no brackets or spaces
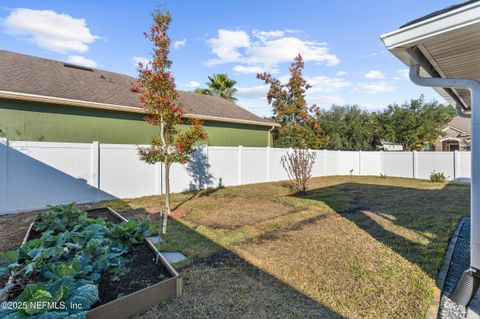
281,148,316,195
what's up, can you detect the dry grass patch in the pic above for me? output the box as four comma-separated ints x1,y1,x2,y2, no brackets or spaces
237,213,432,319
183,196,297,229
136,252,341,319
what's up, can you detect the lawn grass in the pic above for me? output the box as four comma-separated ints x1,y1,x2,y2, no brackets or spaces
0,176,470,318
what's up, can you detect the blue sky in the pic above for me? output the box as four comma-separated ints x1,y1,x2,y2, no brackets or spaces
0,0,462,117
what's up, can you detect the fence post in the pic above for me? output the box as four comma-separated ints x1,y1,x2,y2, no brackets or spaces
0,138,8,214
238,145,243,185
91,141,100,202
380,150,384,175
454,150,460,180
266,146,270,181
413,150,418,179
323,149,327,176
358,150,362,176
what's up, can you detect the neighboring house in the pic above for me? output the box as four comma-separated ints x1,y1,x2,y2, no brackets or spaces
0,50,278,146
433,116,471,151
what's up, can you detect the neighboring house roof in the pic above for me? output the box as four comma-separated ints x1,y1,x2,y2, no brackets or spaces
0,50,277,127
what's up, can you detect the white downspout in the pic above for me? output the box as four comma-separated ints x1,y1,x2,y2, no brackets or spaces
410,64,480,305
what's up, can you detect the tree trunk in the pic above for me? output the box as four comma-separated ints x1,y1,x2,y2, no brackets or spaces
162,163,171,234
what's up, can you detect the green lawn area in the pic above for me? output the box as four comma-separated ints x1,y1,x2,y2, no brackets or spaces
0,176,469,318
102,176,469,319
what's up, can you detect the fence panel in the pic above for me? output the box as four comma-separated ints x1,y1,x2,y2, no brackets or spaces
360,152,382,176
325,151,339,176
458,152,471,180
312,150,325,177
417,152,455,180
337,151,361,175
269,148,289,181
242,147,268,185
207,146,239,187
7,141,93,213
383,152,414,178
99,144,157,200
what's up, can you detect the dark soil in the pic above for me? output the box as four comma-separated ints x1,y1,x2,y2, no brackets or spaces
87,207,122,223
28,227,42,240
96,244,171,305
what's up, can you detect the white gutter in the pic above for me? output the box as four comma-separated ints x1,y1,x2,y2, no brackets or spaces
381,1,480,50
410,64,480,304
0,90,279,128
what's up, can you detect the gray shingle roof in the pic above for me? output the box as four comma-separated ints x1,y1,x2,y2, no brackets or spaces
0,50,274,126
448,116,471,134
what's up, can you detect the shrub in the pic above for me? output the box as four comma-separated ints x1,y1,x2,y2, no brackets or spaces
430,171,447,183
281,148,316,195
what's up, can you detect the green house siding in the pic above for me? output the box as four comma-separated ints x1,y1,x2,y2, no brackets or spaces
0,99,271,146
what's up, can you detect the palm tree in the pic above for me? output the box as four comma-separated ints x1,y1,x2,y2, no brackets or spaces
194,74,238,102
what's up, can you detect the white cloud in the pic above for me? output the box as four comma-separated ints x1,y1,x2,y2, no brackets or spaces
307,76,351,93
206,29,340,69
132,56,150,67
252,30,285,41
365,70,385,79
185,81,200,88
173,39,186,49
67,55,97,67
356,82,395,94
233,65,276,74
335,71,348,77
2,8,98,54
247,37,340,66
236,85,269,99
207,29,250,65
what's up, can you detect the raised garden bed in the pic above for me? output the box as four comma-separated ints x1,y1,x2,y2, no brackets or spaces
85,208,182,319
2,206,181,319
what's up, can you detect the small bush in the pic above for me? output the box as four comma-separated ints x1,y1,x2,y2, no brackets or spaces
430,171,447,183
380,173,387,178
281,148,316,195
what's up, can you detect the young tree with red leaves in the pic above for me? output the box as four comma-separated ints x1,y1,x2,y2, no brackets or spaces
137,10,207,234
257,54,324,148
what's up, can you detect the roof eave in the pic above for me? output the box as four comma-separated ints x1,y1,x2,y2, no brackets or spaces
0,90,279,128
380,1,480,51
380,1,480,111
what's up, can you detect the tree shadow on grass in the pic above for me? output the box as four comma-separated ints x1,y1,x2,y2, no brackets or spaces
294,181,470,280
108,205,344,318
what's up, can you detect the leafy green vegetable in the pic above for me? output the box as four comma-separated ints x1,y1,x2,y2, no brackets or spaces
107,219,151,249
0,250,18,276
33,204,85,233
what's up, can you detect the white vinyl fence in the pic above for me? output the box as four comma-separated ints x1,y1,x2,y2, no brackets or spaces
0,138,472,214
